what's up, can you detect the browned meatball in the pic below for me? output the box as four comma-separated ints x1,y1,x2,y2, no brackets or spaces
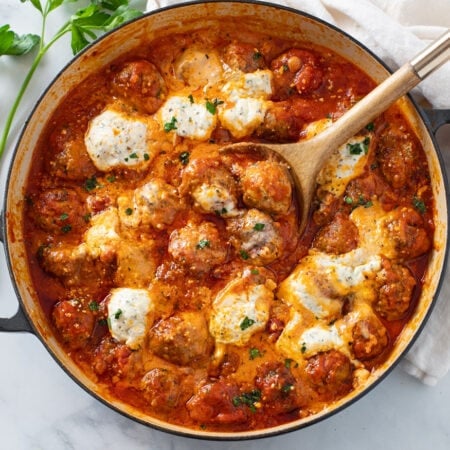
52,299,95,349
140,368,182,411
221,41,267,72
111,60,166,114
168,222,228,274
241,160,292,216
255,362,304,415
40,243,116,294
305,350,353,398
149,311,213,366
375,259,416,320
48,131,97,181
377,125,425,190
180,154,238,217
187,381,248,424
32,188,87,234
384,207,431,260
352,317,388,361
227,209,283,265
92,336,132,376
313,213,359,254
271,48,323,99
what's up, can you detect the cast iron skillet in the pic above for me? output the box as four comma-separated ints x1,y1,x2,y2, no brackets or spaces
0,0,449,440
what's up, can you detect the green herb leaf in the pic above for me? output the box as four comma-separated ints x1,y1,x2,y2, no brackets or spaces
84,176,99,191
249,348,262,360
164,116,178,132
366,122,375,131
89,301,99,311
240,250,249,260
61,224,72,233
179,151,190,165
347,137,370,155
125,207,133,216
253,223,265,231
114,308,123,319
60,212,69,221
232,389,261,413
413,196,426,214
240,316,255,330
0,25,40,56
205,98,224,115
196,239,210,250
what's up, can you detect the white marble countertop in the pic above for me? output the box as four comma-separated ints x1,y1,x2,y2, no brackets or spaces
1,1,450,449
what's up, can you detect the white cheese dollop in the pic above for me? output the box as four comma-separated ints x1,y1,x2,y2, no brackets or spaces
107,288,154,349
209,275,275,346
85,108,151,171
159,96,217,140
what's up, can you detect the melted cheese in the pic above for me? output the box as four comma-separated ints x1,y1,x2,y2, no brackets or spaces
209,275,275,346
192,183,239,217
107,288,154,349
219,70,273,138
85,108,152,171
278,248,381,321
317,134,370,197
159,96,217,140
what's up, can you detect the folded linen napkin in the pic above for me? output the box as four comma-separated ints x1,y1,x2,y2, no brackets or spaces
146,0,450,385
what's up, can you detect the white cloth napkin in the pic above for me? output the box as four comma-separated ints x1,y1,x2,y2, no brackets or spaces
147,0,450,385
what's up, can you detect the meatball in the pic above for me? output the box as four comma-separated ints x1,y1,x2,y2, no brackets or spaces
255,362,304,415
305,349,353,398
180,155,239,217
227,209,283,265
32,188,87,234
119,179,180,230
222,41,267,72
92,336,132,376
241,160,292,216
384,207,431,259
352,317,388,361
149,311,213,366
52,299,95,349
377,125,424,190
313,213,359,254
140,368,182,411
111,60,166,114
375,260,416,321
187,381,248,425
271,48,323,99
168,222,228,274
48,125,97,181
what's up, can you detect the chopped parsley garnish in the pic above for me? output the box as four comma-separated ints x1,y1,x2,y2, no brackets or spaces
164,116,178,132
84,176,99,192
143,153,150,161
114,309,123,320
61,224,72,233
249,348,263,360
106,175,116,183
98,318,108,327
83,213,92,223
196,239,210,250
253,51,262,60
300,342,307,354
253,223,265,231
413,196,426,214
240,316,255,330
89,301,99,312
205,98,224,115
366,122,375,131
232,389,261,412
179,151,190,165
60,213,69,221
125,207,133,216
250,268,259,275
344,196,353,205
215,207,228,216
188,94,194,104
284,358,298,369
281,383,294,394
347,137,370,155
240,250,250,260
129,152,138,159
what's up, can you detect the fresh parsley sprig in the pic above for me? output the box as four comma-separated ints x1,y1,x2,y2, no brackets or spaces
0,0,143,160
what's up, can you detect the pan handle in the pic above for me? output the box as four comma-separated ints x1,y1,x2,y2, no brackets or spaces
422,109,450,134
0,210,34,333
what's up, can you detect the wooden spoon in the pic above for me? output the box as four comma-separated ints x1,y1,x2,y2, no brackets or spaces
222,30,450,232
